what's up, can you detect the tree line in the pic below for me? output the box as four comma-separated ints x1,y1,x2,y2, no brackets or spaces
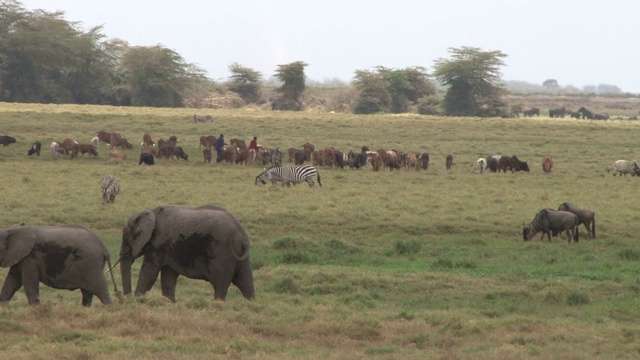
0,1,510,117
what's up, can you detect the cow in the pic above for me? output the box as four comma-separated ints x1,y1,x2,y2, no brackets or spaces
383,151,400,171
77,144,98,157
218,148,237,163
236,149,249,165
523,209,579,243
400,153,417,170
27,141,42,156
157,145,174,160
139,152,155,165
594,113,609,120
312,149,326,167
168,135,178,146
142,133,155,147
446,154,453,170
272,148,283,167
50,142,66,156
203,148,212,163
58,139,79,158
477,158,487,174
334,150,345,169
0,135,16,147
487,157,498,173
302,142,315,161
172,147,188,161
230,138,247,151
549,106,566,118
294,151,306,165
418,153,430,170
110,150,127,160
109,132,133,150
370,152,383,171
140,145,157,156
612,160,640,176
199,135,216,148
287,148,302,163
498,156,529,173
578,107,594,120
96,130,112,144
542,156,553,173
557,202,596,238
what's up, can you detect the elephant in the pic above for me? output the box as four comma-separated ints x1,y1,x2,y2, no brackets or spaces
119,205,255,302
0,224,119,306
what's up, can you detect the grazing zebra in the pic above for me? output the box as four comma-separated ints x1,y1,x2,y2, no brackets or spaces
100,174,120,204
255,165,322,187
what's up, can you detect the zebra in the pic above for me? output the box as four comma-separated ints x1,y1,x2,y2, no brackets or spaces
100,174,120,204
522,209,579,243
255,165,322,187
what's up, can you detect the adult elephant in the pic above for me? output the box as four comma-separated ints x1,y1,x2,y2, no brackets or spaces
0,224,118,306
120,205,255,302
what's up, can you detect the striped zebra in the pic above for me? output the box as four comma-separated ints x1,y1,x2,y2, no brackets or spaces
100,174,120,204
255,165,322,187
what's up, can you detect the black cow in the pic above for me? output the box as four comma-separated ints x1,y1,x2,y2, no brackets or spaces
27,141,42,156
0,135,16,147
335,150,345,169
523,107,540,117
139,152,155,165
419,153,430,170
294,151,306,165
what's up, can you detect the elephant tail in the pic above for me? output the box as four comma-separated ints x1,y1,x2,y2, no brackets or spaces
105,255,122,300
230,238,250,261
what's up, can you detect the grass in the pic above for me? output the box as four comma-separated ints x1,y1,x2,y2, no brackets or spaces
1,102,640,358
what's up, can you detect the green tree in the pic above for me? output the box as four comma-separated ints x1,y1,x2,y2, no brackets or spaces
120,45,205,107
272,61,307,110
352,70,391,114
227,63,262,104
433,47,508,117
543,79,559,89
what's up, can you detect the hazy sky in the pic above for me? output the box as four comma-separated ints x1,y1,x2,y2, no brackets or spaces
18,0,640,92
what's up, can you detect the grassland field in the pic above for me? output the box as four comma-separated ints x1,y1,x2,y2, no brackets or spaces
1,102,640,359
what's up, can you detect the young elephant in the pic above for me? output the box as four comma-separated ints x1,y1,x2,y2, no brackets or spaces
120,205,255,302
0,224,119,306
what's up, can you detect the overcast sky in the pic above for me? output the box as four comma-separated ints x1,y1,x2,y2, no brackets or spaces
18,0,640,93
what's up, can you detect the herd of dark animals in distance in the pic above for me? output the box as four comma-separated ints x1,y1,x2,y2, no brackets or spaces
2,109,639,306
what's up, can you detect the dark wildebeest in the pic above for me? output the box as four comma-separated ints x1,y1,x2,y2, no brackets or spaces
612,160,640,176
0,135,16,147
523,209,579,243
27,141,42,156
445,154,453,170
542,156,553,173
557,202,596,238
523,107,540,117
593,113,609,120
578,107,594,120
549,106,566,118
294,151,306,165
139,152,155,165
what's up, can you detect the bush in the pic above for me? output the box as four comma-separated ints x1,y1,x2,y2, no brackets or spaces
417,95,441,115
566,292,590,306
394,240,422,255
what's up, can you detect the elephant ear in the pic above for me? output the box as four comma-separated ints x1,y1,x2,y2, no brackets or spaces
0,228,37,268
126,210,156,257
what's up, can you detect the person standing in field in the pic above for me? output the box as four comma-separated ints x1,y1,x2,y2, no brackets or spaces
215,134,226,162
248,136,258,151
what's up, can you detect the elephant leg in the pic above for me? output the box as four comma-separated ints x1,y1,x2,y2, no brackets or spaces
0,267,23,303
160,267,179,303
232,260,255,300
209,262,233,301
20,259,40,305
81,289,94,307
134,255,162,296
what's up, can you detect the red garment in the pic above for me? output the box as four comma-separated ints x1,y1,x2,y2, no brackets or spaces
248,139,258,150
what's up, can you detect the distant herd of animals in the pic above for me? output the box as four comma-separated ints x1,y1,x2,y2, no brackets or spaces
522,105,638,120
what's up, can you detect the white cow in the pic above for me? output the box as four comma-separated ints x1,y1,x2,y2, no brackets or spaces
477,158,487,174
612,160,640,176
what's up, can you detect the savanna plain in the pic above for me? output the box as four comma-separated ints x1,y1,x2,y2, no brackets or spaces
1,102,640,359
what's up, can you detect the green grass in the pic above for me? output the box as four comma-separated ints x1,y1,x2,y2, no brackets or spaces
1,102,640,358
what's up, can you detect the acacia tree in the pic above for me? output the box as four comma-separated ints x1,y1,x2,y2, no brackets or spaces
227,63,262,104
433,47,508,117
352,70,391,114
272,61,307,110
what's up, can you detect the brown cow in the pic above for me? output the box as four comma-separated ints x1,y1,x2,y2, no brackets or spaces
235,149,249,165
199,135,216,148
77,144,98,157
110,132,133,150
543,156,554,173
369,152,383,171
141,145,157,156
230,138,247,151
58,139,79,158
401,153,417,170
446,154,453,170
110,150,127,160
302,142,315,161
312,149,326,167
218,148,237,163
96,130,111,144
203,148,212,163
142,133,155,147
288,147,303,163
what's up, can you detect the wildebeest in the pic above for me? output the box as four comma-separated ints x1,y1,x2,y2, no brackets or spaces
612,159,640,176
578,107,594,120
523,107,540,117
0,135,16,147
549,106,566,118
445,154,453,170
139,152,155,165
27,141,42,156
523,209,579,243
542,156,553,173
557,202,596,238
593,112,609,120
